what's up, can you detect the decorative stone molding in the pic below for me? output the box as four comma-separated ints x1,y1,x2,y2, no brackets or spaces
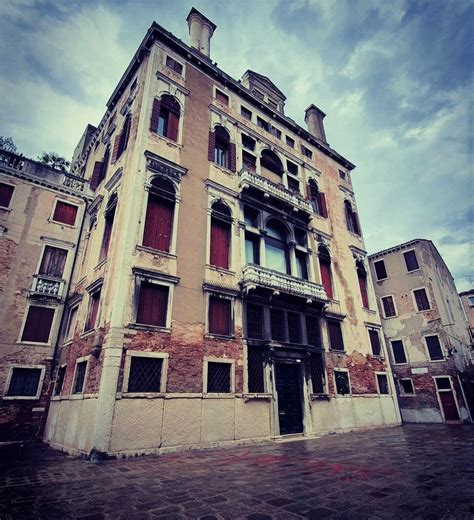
145,151,187,182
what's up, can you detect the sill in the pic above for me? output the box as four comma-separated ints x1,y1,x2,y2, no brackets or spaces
243,393,272,402
205,333,236,341
399,394,416,397
80,329,97,339
406,269,421,274
150,132,182,149
2,395,40,401
370,355,385,360
121,392,165,399
310,393,331,401
206,264,235,275
383,315,398,319
348,231,362,239
0,206,12,212
69,393,85,400
136,245,176,259
211,163,234,176
94,258,108,271
362,307,376,314
17,340,51,346
203,393,235,399
329,349,346,355
416,309,432,313
393,362,409,366
428,359,446,363
334,394,352,398
62,339,74,347
49,219,77,229
128,323,171,333
376,277,388,282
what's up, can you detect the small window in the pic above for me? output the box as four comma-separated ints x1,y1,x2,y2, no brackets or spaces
301,145,312,159
270,308,286,342
213,126,230,168
165,56,183,75
84,288,101,332
399,379,414,395
242,134,256,151
414,288,430,311
245,232,260,265
260,150,283,177
357,262,369,309
270,126,281,139
6,368,42,397
369,329,382,356
208,296,232,336
244,206,259,227
404,250,419,272
247,346,265,393
128,356,163,393
287,176,300,193
286,136,295,148
246,304,264,339
54,365,66,396
376,374,389,394
136,282,169,327
0,182,14,208
334,370,350,395
327,320,344,351
319,246,333,299
310,353,325,393
425,335,444,361
52,201,78,226
39,246,67,278
241,106,252,120
64,305,78,341
268,99,278,109
257,117,269,132
345,200,361,236
339,170,346,180
215,89,229,106
467,296,474,307
382,295,396,318
287,161,298,176
306,316,320,347
21,306,55,343
72,360,87,394
391,340,407,364
374,260,387,280
207,362,231,393
242,151,257,172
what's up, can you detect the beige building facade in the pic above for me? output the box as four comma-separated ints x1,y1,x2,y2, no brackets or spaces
43,9,400,458
369,239,473,423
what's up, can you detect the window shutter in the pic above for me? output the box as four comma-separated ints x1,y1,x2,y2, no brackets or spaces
229,142,237,172
90,161,103,191
328,320,344,351
39,246,67,278
86,291,101,331
319,260,333,299
100,206,115,261
208,131,216,162
210,219,230,269
306,183,312,200
167,111,179,142
142,195,173,252
358,271,369,308
111,133,121,163
137,283,168,327
209,297,231,335
150,98,161,132
317,192,328,218
53,201,77,226
0,183,14,207
21,306,55,343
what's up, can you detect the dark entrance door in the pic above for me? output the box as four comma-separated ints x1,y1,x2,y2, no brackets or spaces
439,391,461,422
275,363,303,435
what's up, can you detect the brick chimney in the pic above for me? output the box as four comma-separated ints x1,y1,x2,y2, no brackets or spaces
305,104,327,143
186,8,216,58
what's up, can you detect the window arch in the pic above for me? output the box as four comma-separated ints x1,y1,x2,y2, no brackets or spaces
307,179,328,218
265,219,289,274
208,126,236,171
142,177,176,252
318,245,333,299
356,260,369,309
150,95,180,142
260,150,283,178
345,200,360,235
112,113,131,162
210,200,232,269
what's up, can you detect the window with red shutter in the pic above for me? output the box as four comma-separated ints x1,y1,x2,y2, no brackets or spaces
327,320,344,351
84,289,101,332
208,296,232,336
39,246,67,278
318,246,333,299
21,306,55,343
136,282,169,327
0,182,14,208
142,178,175,252
369,329,382,356
210,201,231,269
307,180,328,218
357,262,369,309
153,95,180,142
212,126,230,169
52,201,78,226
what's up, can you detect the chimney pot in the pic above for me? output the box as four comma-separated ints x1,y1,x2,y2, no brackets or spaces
305,104,327,143
186,8,216,58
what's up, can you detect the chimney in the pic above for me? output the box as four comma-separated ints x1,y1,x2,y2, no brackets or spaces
304,104,327,143
186,8,216,58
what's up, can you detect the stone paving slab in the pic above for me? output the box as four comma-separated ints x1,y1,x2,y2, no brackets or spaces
0,425,473,519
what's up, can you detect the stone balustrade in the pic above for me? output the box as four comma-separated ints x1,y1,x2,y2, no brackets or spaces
31,275,65,298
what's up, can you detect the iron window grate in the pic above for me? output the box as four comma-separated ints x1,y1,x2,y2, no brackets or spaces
54,366,66,396
128,357,163,393
73,361,87,394
306,316,320,347
335,371,350,395
246,304,264,339
287,312,302,343
247,346,265,393
309,353,325,393
7,368,42,397
270,308,285,342
207,362,231,393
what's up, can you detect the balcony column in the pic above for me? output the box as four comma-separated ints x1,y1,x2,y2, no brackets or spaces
308,248,316,282
282,170,289,189
289,240,297,276
259,230,267,267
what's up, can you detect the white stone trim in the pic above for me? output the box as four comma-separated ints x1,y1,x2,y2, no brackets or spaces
422,333,446,362
411,286,431,312
3,364,46,400
122,350,169,395
203,357,235,396
381,294,398,318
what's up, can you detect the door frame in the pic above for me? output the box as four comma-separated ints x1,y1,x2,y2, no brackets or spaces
433,375,461,423
273,359,305,435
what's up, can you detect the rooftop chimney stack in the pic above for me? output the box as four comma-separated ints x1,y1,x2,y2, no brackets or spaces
305,104,327,144
186,8,216,58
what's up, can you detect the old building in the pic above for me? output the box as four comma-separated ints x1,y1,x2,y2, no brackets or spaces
459,289,474,415
369,239,473,423
0,150,90,440
43,8,400,457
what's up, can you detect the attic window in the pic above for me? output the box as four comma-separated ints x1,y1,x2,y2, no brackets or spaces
166,56,183,75
286,136,295,148
253,89,264,100
216,89,229,106
268,99,278,109
241,106,252,120
301,145,313,159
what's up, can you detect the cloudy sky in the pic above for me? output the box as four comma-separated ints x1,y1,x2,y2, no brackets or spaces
0,0,472,290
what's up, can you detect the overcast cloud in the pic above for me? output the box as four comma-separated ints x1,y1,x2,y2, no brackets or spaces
0,0,472,290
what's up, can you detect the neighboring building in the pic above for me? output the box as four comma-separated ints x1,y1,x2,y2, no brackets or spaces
43,8,400,458
459,289,474,414
369,239,473,424
459,289,474,339
0,150,91,440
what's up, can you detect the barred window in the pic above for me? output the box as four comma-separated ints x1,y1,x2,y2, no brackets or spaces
207,362,231,393
73,360,87,394
287,312,301,343
306,316,320,346
6,368,42,397
127,356,163,393
247,346,265,393
246,304,264,339
270,308,285,342
54,366,66,396
334,370,350,395
310,353,325,393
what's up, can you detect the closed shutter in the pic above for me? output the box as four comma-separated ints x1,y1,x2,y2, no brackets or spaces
369,329,381,356
208,131,216,162
39,246,67,278
90,161,103,191
210,219,230,269
52,201,77,226
150,98,161,132
358,271,369,308
319,259,333,299
208,297,231,335
317,192,328,218
167,111,179,142
136,282,168,327
229,142,237,172
328,320,344,351
111,133,121,163
142,194,174,252
382,296,396,317
21,306,55,343
0,183,14,207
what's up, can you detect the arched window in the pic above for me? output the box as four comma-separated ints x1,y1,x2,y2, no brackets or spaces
208,126,236,171
318,245,333,299
307,179,328,218
210,201,232,269
345,200,360,235
150,95,180,142
356,260,369,309
260,150,283,178
112,113,131,162
265,219,289,274
142,177,176,252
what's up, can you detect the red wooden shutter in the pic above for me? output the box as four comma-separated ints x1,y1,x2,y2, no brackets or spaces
229,143,236,172
328,320,344,351
210,219,230,269
209,297,231,335
167,112,179,142
90,161,103,190
208,131,216,162
319,260,333,299
317,192,328,218
0,183,14,207
111,133,121,163
306,183,312,200
150,98,161,132
358,271,369,308
142,194,173,252
137,283,168,326
21,306,55,343
53,201,78,226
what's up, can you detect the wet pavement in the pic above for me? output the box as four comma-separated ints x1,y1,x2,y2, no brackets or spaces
0,424,473,519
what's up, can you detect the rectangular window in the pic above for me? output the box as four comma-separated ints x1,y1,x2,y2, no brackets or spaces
241,106,252,120
245,233,260,264
242,151,257,172
287,312,302,343
310,353,325,393
257,117,269,132
21,306,55,343
128,356,163,393
369,329,382,356
207,362,231,393
54,365,66,396
287,161,298,176
334,370,350,395
6,368,42,397
399,379,414,395
306,316,320,346
327,320,344,351
382,295,396,318
99,205,116,262
215,89,229,105
0,182,14,208
270,308,286,342
425,335,444,361
404,250,419,272
244,206,259,227
246,304,264,339
377,374,389,394
73,360,87,394
295,251,308,280
286,136,295,148
165,56,183,75
287,176,300,193
468,296,474,307
270,126,281,139
391,340,407,364
242,134,256,151
136,282,169,327
373,260,387,280
247,346,265,393
414,288,430,311
208,296,232,336
64,305,78,341
435,377,452,390
84,288,101,332
39,246,67,278
301,145,313,159
294,228,306,247
339,170,346,180
52,201,78,226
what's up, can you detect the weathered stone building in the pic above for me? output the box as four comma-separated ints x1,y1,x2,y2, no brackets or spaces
0,151,90,440
39,9,400,457
369,239,473,423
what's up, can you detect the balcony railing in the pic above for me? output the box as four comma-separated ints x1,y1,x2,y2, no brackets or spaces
239,169,313,214
241,264,327,302
30,275,65,298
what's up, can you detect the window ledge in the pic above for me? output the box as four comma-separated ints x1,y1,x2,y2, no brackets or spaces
362,308,376,314
135,245,177,259
205,333,236,341
94,258,108,271
62,339,74,347
0,206,12,212
80,329,97,339
348,231,362,240
69,393,85,400
376,277,388,282
128,323,171,333
211,163,234,176
329,349,346,355
121,392,165,399
383,315,398,320
16,340,51,347
49,219,77,229
416,309,432,313
428,359,446,363
407,269,421,274
310,393,331,401
151,132,182,149
203,393,234,399
243,393,272,402
206,264,236,275
2,395,40,401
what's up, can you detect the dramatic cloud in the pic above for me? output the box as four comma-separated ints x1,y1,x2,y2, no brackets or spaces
0,0,472,290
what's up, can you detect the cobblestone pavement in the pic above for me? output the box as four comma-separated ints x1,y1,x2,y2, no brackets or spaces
0,425,473,520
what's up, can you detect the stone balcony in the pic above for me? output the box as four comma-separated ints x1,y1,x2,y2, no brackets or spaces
30,275,65,299
239,169,313,215
241,264,327,302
